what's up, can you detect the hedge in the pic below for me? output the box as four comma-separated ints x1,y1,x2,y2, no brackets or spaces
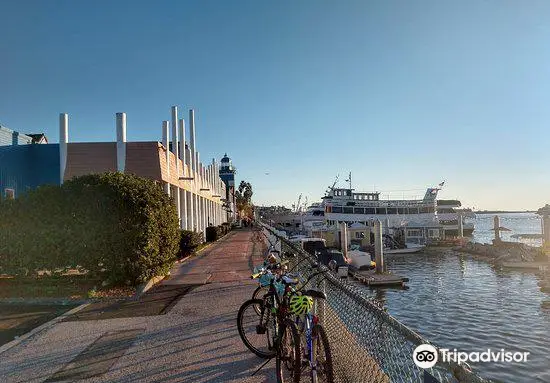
0,172,180,286
179,230,204,258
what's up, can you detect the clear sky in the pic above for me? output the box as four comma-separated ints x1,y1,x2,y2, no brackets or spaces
1,0,549,210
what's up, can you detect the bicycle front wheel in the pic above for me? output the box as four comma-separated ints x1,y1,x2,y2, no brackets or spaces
237,298,277,358
311,324,334,383
276,319,301,383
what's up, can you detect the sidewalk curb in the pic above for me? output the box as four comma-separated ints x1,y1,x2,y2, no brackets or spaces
0,302,91,356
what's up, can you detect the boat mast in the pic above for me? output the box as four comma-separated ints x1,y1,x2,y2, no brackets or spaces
345,171,352,190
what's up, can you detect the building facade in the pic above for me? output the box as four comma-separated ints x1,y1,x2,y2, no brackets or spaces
0,107,228,236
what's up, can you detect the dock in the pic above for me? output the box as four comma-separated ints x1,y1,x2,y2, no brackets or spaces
501,261,550,271
350,269,409,287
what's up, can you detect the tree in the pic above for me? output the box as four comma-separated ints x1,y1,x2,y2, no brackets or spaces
236,181,254,219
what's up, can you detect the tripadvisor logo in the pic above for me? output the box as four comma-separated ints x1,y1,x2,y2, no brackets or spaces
413,344,530,369
413,344,438,369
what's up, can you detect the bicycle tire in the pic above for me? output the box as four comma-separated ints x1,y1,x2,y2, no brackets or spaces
237,298,277,358
252,286,270,314
276,319,301,383
311,324,334,383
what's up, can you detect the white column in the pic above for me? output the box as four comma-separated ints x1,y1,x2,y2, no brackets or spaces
178,118,187,230
197,153,201,232
162,121,170,196
457,213,464,238
59,113,68,185
116,112,126,173
171,107,181,225
374,219,384,274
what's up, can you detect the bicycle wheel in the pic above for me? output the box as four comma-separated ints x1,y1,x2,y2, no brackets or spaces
311,324,334,383
276,319,301,383
252,286,270,315
237,299,277,358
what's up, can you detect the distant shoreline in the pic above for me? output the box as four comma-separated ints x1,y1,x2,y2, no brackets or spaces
474,211,536,214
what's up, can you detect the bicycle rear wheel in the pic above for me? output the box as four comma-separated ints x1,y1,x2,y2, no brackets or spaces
252,286,270,314
276,319,301,383
311,324,334,383
237,298,277,358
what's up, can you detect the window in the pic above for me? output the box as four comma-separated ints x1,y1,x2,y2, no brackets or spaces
365,208,375,214
386,208,397,214
375,208,386,215
332,206,343,213
343,207,354,214
398,207,407,214
420,206,435,214
354,207,365,214
4,188,15,200
409,207,419,214
408,229,422,237
355,231,365,239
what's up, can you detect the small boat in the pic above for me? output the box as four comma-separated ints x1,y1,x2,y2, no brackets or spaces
346,245,375,270
384,243,425,255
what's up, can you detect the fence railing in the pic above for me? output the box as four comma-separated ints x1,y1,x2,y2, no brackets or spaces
259,222,488,383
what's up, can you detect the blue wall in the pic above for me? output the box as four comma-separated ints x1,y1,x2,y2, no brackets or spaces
0,144,60,199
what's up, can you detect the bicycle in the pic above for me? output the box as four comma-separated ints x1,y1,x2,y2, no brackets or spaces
288,264,335,383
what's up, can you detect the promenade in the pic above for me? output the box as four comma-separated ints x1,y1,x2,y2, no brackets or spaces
0,230,276,383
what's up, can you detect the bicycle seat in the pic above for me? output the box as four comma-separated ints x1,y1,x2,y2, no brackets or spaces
303,289,327,300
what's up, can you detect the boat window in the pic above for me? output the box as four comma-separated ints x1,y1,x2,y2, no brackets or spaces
409,207,419,214
365,208,375,214
332,207,343,213
420,206,434,214
343,207,354,214
398,207,406,214
407,229,422,237
346,190,352,196
354,207,365,214
375,208,386,215
387,208,397,214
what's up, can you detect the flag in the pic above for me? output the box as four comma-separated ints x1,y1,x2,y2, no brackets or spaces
438,181,445,188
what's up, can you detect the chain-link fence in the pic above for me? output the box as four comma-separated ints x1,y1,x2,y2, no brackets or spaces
258,223,488,383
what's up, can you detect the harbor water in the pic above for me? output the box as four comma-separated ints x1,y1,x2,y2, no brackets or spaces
362,213,550,383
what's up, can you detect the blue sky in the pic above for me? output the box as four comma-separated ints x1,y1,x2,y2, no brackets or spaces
1,0,550,210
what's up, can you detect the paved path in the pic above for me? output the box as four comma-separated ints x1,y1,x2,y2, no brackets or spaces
0,230,276,382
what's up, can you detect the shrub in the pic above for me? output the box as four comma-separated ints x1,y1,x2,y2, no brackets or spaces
179,230,203,257
0,172,180,285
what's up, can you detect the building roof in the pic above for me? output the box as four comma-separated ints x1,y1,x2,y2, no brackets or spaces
27,133,49,144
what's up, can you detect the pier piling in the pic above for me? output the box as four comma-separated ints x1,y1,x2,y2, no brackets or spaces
374,219,384,273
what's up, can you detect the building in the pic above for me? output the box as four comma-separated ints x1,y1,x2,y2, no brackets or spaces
219,153,237,221
0,107,228,236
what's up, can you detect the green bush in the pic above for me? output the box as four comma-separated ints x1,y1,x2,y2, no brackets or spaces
0,173,180,285
179,230,203,257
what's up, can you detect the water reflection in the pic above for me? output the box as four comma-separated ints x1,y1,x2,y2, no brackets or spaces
361,252,550,383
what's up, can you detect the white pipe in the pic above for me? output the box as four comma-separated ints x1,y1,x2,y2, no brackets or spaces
116,112,127,173
162,121,170,196
171,106,179,174
59,113,68,185
178,118,187,230
178,119,186,174
189,109,196,172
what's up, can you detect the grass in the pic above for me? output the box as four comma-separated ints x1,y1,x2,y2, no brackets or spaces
0,275,135,300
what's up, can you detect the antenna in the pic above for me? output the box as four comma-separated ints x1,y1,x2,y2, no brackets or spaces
345,171,352,190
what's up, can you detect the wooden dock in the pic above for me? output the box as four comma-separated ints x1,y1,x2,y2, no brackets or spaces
350,270,409,287
501,261,550,271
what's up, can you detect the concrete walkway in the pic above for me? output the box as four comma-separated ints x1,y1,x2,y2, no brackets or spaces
0,230,276,383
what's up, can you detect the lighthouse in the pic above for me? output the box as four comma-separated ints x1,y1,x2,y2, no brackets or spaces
219,153,237,221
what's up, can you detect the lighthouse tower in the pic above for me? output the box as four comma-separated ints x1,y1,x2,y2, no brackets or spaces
219,153,237,221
